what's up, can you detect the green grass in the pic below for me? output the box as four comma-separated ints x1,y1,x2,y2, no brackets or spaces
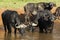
0,0,60,9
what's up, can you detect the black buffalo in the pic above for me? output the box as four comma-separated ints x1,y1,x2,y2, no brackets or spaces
27,9,55,33
2,10,27,35
24,2,56,21
24,2,56,14
38,10,55,33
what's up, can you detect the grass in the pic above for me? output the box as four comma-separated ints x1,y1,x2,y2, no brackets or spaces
0,0,60,9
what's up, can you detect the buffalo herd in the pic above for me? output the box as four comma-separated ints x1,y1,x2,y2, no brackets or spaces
1,2,60,35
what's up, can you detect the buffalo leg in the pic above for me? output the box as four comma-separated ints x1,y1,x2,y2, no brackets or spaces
50,27,53,33
29,25,34,32
50,25,53,33
45,27,47,33
3,24,7,32
7,24,11,33
2,19,7,32
39,27,44,33
14,28,17,34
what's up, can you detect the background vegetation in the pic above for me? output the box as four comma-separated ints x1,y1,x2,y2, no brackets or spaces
0,0,60,9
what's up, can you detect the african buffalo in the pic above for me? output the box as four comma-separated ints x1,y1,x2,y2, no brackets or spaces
38,10,55,33
2,10,27,35
27,9,55,33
